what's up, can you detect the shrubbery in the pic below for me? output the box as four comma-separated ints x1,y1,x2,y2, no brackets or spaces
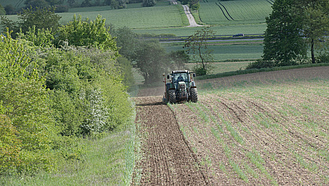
0,32,58,174
0,14,133,175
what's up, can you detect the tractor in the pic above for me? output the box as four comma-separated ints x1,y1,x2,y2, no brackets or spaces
163,70,198,104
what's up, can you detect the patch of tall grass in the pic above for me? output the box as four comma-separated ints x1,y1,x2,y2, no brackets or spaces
0,108,139,185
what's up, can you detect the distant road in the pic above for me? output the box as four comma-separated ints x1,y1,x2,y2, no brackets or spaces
160,38,264,43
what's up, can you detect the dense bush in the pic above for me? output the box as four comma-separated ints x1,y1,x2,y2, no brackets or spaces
0,32,58,174
246,59,277,69
37,46,132,136
0,16,134,175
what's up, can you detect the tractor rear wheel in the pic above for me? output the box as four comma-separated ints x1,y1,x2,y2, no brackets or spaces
190,88,198,103
169,90,176,103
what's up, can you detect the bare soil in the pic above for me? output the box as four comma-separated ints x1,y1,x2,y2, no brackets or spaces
132,66,329,185
132,96,208,185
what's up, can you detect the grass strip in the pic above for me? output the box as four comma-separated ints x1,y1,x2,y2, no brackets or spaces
196,63,329,81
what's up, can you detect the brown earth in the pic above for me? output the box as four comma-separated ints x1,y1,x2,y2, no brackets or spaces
137,66,329,97
132,66,329,185
132,96,208,185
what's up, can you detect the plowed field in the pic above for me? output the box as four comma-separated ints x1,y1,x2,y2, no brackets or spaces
133,66,329,185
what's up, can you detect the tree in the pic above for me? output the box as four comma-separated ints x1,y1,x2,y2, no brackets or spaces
263,0,307,65
184,26,215,75
24,0,50,9
169,50,188,70
0,31,58,173
56,15,118,53
111,26,139,60
142,0,156,7
4,4,16,15
135,40,169,84
298,0,329,63
67,0,76,7
0,4,5,15
0,6,61,38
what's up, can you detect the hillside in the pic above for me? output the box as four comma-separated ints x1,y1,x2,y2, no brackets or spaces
133,66,329,185
1,0,272,36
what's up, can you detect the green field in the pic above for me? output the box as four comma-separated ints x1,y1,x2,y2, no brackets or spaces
199,0,272,24
58,5,186,29
163,42,263,61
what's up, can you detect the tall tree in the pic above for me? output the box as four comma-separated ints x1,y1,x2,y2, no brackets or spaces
135,40,169,84
56,15,118,53
111,26,139,60
0,6,61,38
184,26,215,75
142,0,156,7
299,0,329,63
0,4,5,15
263,0,307,65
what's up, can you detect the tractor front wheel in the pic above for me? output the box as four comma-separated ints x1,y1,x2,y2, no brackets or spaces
169,90,176,104
190,88,198,103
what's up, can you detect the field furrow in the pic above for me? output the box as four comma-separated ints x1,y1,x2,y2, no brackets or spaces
134,67,329,185
132,96,208,185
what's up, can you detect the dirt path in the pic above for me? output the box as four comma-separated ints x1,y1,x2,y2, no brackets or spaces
182,5,202,27
132,96,208,185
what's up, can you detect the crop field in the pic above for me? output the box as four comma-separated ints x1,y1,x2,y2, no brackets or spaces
58,5,186,29
185,61,250,75
133,66,329,185
1,0,270,36
199,0,272,25
163,42,263,61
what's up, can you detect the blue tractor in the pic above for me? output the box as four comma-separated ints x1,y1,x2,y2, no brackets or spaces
163,70,198,104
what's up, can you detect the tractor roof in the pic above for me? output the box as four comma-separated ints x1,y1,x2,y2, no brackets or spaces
172,70,189,74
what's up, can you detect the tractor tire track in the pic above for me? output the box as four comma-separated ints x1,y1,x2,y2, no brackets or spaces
216,2,231,21
217,1,234,20
265,0,273,5
132,96,208,185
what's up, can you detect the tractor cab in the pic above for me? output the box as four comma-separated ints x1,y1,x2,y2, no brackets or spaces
163,70,198,104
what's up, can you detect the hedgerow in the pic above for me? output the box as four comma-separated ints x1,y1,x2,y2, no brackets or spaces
0,23,133,175
0,31,58,174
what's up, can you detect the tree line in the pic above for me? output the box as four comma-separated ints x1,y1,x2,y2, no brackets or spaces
0,0,166,15
248,0,329,69
0,6,192,175
0,7,136,175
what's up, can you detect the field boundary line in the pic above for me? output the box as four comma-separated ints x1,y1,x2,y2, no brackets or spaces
168,105,210,185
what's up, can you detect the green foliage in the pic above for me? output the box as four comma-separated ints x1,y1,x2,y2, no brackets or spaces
0,32,58,174
0,4,5,15
142,0,156,7
169,50,188,70
135,40,169,84
263,0,307,65
184,26,215,75
39,46,132,135
24,0,50,9
0,6,61,38
24,0,64,8
18,26,54,47
246,59,276,69
57,14,118,53
299,0,329,63
0,10,133,176
0,115,21,174
111,26,139,60
117,57,135,90
190,1,200,11
4,5,16,15
263,0,329,65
